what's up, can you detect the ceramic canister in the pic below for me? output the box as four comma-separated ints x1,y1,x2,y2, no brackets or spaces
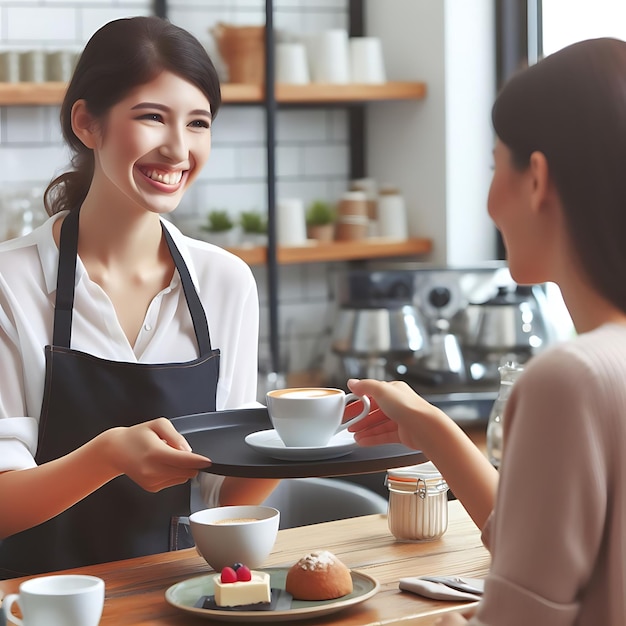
276,198,307,246
378,186,408,240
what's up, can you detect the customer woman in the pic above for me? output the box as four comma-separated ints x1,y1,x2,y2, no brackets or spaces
0,16,276,578
349,37,626,625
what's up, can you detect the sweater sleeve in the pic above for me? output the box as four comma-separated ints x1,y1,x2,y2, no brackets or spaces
470,346,608,626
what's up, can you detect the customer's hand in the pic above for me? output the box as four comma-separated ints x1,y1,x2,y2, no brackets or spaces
346,379,446,452
98,418,212,492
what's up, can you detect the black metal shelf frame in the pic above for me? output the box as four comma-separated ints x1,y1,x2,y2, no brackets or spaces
154,0,368,374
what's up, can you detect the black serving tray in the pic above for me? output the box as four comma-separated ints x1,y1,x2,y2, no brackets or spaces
171,408,425,479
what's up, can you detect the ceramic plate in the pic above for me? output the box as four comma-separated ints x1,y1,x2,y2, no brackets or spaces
244,429,358,461
165,567,379,622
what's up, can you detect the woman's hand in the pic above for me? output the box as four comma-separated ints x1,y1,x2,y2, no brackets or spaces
346,378,446,452
99,418,212,492
348,378,499,530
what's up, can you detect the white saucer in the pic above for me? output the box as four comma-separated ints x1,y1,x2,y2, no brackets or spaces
244,429,358,461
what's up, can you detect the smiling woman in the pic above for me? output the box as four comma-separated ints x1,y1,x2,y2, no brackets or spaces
69,71,214,223
0,16,277,580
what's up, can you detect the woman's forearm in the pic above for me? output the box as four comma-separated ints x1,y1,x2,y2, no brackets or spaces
420,413,498,530
0,434,118,538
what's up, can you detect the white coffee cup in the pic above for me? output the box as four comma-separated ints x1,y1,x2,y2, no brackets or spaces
2,574,105,626
276,42,309,84
350,37,386,84
266,387,371,447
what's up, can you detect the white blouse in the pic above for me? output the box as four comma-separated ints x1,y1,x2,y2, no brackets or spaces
0,212,260,505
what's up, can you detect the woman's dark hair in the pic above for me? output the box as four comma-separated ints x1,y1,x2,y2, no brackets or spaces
44,16,221,216
492,37,626,313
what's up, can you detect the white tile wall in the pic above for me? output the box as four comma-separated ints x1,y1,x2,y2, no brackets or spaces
0,0,352,389
6,7,77,42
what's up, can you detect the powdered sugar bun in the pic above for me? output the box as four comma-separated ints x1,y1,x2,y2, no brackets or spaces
285,550,353,600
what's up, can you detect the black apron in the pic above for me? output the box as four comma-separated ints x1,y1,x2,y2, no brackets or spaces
0,209,220,578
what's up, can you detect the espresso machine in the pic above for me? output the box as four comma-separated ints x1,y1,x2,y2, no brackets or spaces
331,263,565,423
331,268,430,381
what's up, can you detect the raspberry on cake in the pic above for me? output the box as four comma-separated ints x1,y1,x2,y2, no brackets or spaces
213,563,271,607
285,550,353,601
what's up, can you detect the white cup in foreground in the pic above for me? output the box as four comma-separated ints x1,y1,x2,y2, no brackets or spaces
266,387,371,447
190,505,280,572
2,574,104,626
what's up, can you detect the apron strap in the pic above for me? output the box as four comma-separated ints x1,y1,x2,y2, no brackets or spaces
52,208,80,348
53,210,212,355
161,224,212,355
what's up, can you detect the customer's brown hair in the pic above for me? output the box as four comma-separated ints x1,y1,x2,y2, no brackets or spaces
492,37,626,313
44,16,221,216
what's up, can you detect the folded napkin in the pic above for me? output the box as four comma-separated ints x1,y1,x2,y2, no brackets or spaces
399,576,484,602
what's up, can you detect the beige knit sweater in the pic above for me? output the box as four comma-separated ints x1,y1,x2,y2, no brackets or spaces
471,323,626,626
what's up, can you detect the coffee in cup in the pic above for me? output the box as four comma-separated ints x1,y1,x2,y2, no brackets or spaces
2,574,104,626
190,505,279,571
266,387,370,447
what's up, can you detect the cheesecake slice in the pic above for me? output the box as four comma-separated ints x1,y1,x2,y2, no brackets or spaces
213,570,271,607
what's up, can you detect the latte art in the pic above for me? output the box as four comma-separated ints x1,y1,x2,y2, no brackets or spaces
269,388,341,399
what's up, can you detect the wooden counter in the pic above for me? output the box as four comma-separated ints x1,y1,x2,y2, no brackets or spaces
0,501,489,625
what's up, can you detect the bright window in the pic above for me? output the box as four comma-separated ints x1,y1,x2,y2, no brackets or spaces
542,0,626,55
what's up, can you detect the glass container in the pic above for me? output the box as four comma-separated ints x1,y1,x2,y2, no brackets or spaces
486,361,524,469
386,462,449,542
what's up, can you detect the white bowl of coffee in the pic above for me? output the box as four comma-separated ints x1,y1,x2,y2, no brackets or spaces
189,505,280,571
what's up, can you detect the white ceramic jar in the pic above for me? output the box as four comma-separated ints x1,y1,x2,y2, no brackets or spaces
378,186,408,240
386,462,449,542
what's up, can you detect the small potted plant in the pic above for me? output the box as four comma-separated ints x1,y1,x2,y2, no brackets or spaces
200,209,237,247
240,210,268,247
306,200,335,242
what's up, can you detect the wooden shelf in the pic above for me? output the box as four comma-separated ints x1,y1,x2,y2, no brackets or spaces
0,81,426,106
0,82,68,105
274,81,426,104
225,237,433,266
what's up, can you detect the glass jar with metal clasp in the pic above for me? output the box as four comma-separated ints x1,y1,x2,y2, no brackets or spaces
385,462,449,542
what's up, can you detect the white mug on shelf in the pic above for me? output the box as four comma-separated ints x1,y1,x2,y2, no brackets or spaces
276,198,307,246
46,50,75,82
378,186,409,240
350,37,386,84
0,50,20,82
19,50,46,82
311,29,350,84
275,42,309,84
